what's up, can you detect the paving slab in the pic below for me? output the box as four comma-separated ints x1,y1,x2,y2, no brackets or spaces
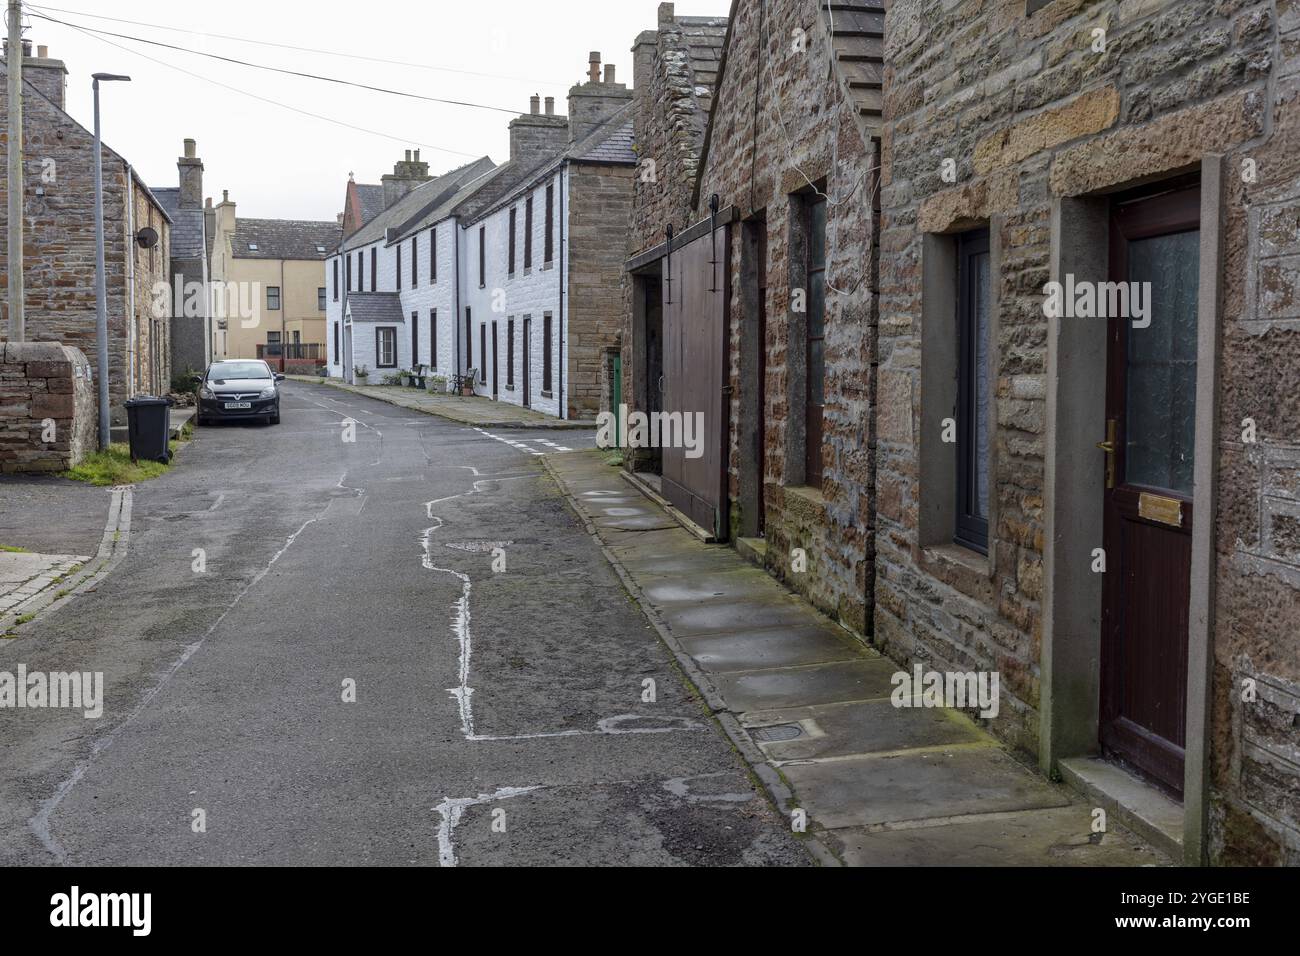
0,551,87,614
639,568,788,608
678,624,864,672
782,747,1071,830
826,805,1171,866
712,659,899,711
742,698,990,762
658,597,815,637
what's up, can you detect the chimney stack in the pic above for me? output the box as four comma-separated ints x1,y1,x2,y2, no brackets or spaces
9,39,69,110
381,149,432,208
588,52,601,84
545,96,555,115
604,64,615,84
568,51,632,143
178,138,204,209
530,94,540,115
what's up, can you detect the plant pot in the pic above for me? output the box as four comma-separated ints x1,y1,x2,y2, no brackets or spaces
356,376,369,386
461,385,474,397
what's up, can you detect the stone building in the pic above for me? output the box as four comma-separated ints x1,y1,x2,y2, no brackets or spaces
0,39,173,412
623,0,883,632
878,0,1299,865
328,53,635,421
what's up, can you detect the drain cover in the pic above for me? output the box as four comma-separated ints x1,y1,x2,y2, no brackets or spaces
751,723,803,742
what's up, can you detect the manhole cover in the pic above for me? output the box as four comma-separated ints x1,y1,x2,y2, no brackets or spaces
751,723,803,742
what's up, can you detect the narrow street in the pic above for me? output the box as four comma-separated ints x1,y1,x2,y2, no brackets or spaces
0,382,806,866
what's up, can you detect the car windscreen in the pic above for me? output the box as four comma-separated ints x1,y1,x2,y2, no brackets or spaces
209,363,271,380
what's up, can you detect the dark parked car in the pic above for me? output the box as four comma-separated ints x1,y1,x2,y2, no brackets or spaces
194,360,284,426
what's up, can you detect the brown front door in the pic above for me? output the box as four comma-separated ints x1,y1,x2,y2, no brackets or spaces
1100,182,1200,799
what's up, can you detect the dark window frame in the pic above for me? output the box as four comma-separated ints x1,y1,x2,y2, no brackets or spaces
411,235,418,286
376,326,398,369
508,207,517,276
370,247,376,292
544,182,554,264
317,287,326,311
412,312,419,368
357,251,363,291
430,309,437,369
346,254,352,291
955,228,991,555
267,286,281,311
803,193,827,489
479,325,487,383
396,244,402,291
479,226,486,288
332,258,339,301
465,308,473,368
430,227,437,284
333,321,340,358
507,317,515,386
543,311,553,392
524,196,533,270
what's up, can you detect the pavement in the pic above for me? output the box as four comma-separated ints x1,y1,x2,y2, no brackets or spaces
0,381,806,866
288,375,598,430
545,450,1172,866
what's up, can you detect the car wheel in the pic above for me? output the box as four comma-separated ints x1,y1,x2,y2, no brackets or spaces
270,405,281,425
197,415,208,427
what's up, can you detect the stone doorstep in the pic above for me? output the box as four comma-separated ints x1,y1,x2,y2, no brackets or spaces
1057,756,1185,862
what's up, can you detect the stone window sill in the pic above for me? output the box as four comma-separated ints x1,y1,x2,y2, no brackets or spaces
922,542,991,577
541,390,554,399
783,483,828,520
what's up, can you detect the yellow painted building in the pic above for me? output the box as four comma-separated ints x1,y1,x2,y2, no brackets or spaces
208,191,340,366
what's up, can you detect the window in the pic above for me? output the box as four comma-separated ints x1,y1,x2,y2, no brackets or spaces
509,207,517,275
357,251,363,291
411,236,418,286
267,331,281,346
479,325,487,383
465,308,472,367
524,196,533,270
333,322,339,359
318,287,326,311
397,245,402,290
507,317,515,386
247,242,258,252
267,286,281,311
804,195,827,488
543,311,553,392
430,309,437,369
293,330,301,345
430,227,437,284
479,226,486,287
376,327,397,368
346,254,352,291
955,228,991,554
332,259,339,301
370,248,376,292
412,312,419,367
316,244,326,254
544,182,554,264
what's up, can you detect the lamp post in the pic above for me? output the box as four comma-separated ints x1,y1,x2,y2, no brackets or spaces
92,72,130,449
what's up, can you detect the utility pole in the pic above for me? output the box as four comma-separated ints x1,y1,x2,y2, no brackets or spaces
6,0,23,343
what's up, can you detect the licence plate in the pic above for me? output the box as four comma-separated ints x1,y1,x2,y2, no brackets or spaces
224,402,252,410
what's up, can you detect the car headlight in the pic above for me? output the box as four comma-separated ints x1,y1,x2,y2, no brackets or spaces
258,386,277,399
199,386,214,399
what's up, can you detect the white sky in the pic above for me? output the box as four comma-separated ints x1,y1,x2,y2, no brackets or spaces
27,0,728,222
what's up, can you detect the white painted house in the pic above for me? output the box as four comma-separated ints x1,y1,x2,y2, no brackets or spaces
326,53,637,421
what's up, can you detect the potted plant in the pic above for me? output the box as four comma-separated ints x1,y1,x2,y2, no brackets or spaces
427,374,447,394
353,365,370,385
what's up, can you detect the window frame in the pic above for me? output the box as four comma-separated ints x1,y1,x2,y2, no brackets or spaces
430,227,437,284
332,258,339,301
507,317,515,386
543,311,553,393
430,309,437,369
524,196,533,270
376,326,398,369
479,226,486,288
370,247,377,292
479,325,487,383
508,207,517,276
412,312,419,368
411,235,418,286
318,287,326,311
544,182,554,265
267,286,281,312
955,227,991,555
803,193,827,489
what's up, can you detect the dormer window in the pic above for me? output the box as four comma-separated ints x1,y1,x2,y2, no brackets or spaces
316,245,326,253
247,242,259,251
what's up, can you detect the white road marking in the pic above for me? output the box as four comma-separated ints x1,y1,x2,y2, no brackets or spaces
434,786,540,867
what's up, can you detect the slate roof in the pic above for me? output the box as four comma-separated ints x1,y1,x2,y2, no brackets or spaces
346,292,405,324
234,218,342,260
343,156,496,252
152,188,206,260
356,184,386,225
572,117,634,164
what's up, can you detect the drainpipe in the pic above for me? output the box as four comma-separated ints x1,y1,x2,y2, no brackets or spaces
280,257,286,373
342,246,349,383
557,165,566,419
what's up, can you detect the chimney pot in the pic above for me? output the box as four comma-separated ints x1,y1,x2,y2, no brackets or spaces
404,149,412,162
37,45,48,58
604,64,615,84
223,189,229,202
588,51,601,84
530,94,540,115
413,149,420,162
205,197,212,208
544,96,555,115
183,138,197,159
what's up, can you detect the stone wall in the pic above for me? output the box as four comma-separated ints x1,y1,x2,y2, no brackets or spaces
693,0,878,634
0,59,169,411
879,0,1299,862
0,342,95,472
568,161,635,418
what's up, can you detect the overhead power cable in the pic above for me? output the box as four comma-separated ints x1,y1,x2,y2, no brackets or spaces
29,10,525,115
25,1,566,86
44,14,483,160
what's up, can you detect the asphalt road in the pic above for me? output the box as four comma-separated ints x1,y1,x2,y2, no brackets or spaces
0,382,807,866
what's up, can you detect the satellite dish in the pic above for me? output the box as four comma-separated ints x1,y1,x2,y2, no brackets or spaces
136,226,159,249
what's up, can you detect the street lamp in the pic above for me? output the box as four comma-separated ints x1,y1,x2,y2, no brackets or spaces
92,72,130,450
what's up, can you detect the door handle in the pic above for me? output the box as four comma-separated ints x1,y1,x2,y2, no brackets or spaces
1097,419,1117,489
